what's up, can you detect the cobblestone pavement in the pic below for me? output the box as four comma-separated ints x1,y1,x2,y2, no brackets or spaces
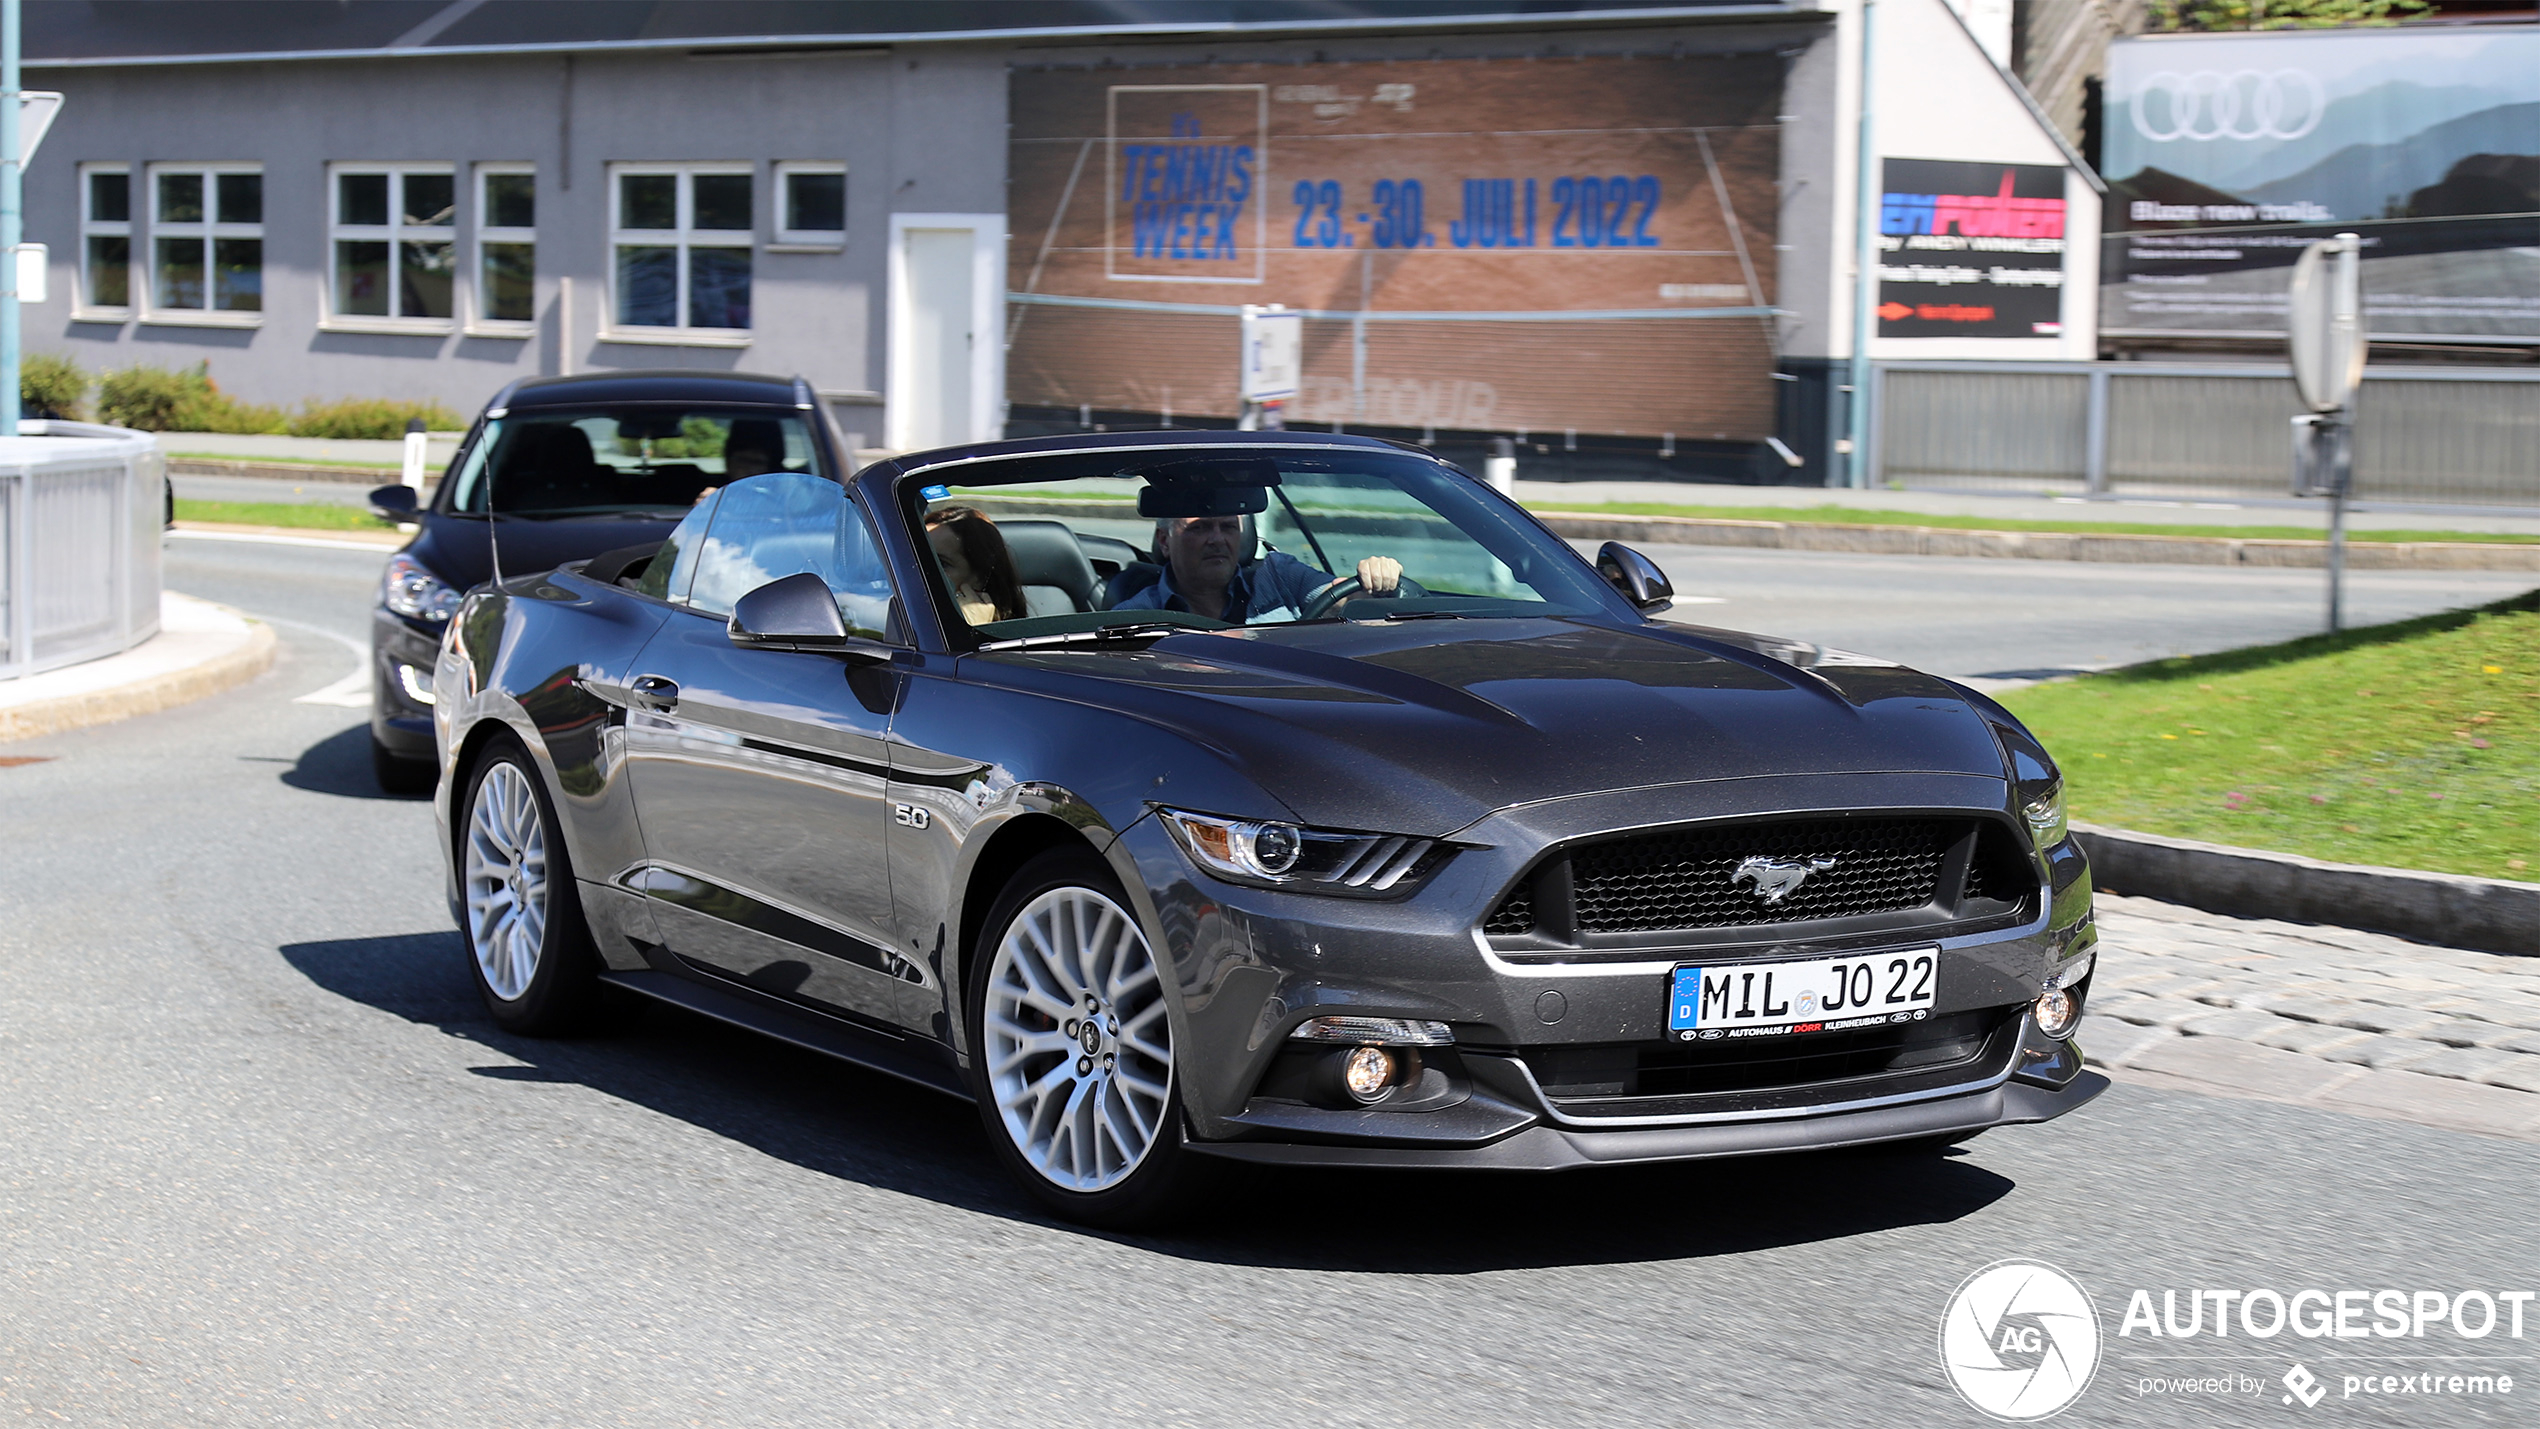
2086,894,2540,1143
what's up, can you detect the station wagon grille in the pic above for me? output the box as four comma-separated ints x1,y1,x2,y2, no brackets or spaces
1486,815,2024,938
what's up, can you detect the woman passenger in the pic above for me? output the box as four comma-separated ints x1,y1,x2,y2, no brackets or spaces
925,506,1028,626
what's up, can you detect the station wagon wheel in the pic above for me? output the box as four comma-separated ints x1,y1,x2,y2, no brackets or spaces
460,741,605,1035
969,848,1202,1226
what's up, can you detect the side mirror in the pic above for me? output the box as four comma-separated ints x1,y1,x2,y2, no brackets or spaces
1596,541,1674,613
368,484,419,521
730,571,849,648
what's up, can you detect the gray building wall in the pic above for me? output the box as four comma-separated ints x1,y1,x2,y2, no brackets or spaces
29,18,1835,451
26,44,1010,444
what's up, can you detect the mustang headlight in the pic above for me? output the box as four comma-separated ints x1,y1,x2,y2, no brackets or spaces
1157,808,1449,895
2023,778,2069,850
381,552,462,622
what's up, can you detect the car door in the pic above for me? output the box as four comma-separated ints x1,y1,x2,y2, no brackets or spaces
617,472,924,1030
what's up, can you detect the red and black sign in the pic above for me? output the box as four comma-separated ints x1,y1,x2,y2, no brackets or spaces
1877,159,2069,340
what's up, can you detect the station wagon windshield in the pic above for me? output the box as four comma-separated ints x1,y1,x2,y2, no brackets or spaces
446,408,825,516
908,447,1627,642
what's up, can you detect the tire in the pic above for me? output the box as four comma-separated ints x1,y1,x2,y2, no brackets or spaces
458,742,605,1035
372,735,437,796
967,847,1205,1228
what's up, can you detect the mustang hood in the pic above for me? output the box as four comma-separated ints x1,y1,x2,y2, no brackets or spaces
979,618,2010,836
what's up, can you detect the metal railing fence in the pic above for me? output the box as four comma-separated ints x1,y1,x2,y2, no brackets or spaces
1870,361,2540,507
0,421,163,680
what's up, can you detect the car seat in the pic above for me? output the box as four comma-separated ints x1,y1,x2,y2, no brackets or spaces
997,519,1102,615
491,422,609,512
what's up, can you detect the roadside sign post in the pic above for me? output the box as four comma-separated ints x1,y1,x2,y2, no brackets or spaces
2287,231,2364,633
400,416,429,489
1238,304,1300,431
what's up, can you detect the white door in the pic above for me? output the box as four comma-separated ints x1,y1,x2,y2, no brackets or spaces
904,230,973,450
888,214,1004,452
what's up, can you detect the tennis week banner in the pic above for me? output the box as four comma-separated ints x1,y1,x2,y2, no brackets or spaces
1005,55,1783,441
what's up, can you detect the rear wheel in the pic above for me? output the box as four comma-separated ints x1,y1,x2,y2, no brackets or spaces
968,848,1202,1227
372,734,435,796
460,744,604,1034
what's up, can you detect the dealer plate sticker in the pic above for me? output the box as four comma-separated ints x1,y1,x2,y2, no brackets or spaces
1667,950,1938,1041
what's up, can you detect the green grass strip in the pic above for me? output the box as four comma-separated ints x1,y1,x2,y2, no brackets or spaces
2001,589,2540,881
1533,501,2540,546
174,499,389,531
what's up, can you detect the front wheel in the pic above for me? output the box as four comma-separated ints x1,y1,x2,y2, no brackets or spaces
969,848,1203,1227
460,743,604,1034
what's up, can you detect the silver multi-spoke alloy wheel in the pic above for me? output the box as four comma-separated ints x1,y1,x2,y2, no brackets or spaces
464,760,550,1002
983,886,1173,1193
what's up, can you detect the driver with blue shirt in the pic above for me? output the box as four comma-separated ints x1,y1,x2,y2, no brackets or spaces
1114,513,1403,624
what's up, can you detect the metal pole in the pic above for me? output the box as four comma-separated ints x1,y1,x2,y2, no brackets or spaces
1844,0,1877,490
2327,463,2346,633
3,0,21,434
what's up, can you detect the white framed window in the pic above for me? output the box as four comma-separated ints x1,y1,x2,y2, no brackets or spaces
608,163,752,340
474,163,536,331
78,163,131,316
772,162,846,249
328,164,456,328
146,164,262,322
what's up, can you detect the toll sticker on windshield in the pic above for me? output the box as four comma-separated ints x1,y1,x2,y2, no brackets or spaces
921,484,950,501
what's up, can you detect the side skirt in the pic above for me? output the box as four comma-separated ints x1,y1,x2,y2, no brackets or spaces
599,967,972,1102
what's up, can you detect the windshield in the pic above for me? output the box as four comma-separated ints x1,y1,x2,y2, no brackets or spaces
445,407,823,516
904,445,1629,642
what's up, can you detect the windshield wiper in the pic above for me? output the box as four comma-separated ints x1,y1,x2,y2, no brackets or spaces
975,622,1206,651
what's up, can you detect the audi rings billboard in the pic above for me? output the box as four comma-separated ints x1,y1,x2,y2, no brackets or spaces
2102,28,2540,345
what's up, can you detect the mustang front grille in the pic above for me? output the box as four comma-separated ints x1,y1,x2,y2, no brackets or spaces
1484,815,2033,940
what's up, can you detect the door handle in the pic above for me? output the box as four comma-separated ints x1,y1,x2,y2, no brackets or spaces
628,674,679,712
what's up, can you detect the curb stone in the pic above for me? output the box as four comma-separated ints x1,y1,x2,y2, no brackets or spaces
2076,822,2540,958
0,600,276,743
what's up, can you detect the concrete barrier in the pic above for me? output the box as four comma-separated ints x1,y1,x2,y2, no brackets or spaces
2074,821,2540,957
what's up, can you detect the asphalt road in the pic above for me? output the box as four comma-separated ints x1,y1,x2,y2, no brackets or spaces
2,537,2533,1427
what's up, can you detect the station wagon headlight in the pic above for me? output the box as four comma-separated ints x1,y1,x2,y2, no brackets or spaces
381,552,463,622
1157,808,1450,895
2023,779,2068,850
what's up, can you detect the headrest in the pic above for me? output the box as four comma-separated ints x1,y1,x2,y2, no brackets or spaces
996,519,1099,608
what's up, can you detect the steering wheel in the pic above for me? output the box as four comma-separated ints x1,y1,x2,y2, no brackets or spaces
1298,572,1427,621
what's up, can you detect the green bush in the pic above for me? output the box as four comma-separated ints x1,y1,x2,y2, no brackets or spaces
287,397,465,440
96,363,212,431
21,353,87,419
92,363,290,435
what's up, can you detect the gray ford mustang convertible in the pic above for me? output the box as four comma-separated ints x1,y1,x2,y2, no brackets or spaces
432,428,2103,1225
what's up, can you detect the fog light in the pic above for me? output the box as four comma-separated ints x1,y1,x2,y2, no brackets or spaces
1341,1045,1396,1102
2033,986,2080,1039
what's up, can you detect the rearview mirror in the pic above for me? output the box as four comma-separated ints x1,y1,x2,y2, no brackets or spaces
1596,542,1674,613
729,571,848,649
368,484,418,521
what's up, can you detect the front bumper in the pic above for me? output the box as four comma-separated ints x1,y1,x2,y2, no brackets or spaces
1191,1065,2107,1170
370,608,443,759
1111,771,2101,1165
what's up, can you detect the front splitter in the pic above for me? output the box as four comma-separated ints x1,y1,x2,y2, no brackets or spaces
1184,1070,2108,1171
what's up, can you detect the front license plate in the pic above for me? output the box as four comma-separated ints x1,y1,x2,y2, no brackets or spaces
1666,949,1939,1041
